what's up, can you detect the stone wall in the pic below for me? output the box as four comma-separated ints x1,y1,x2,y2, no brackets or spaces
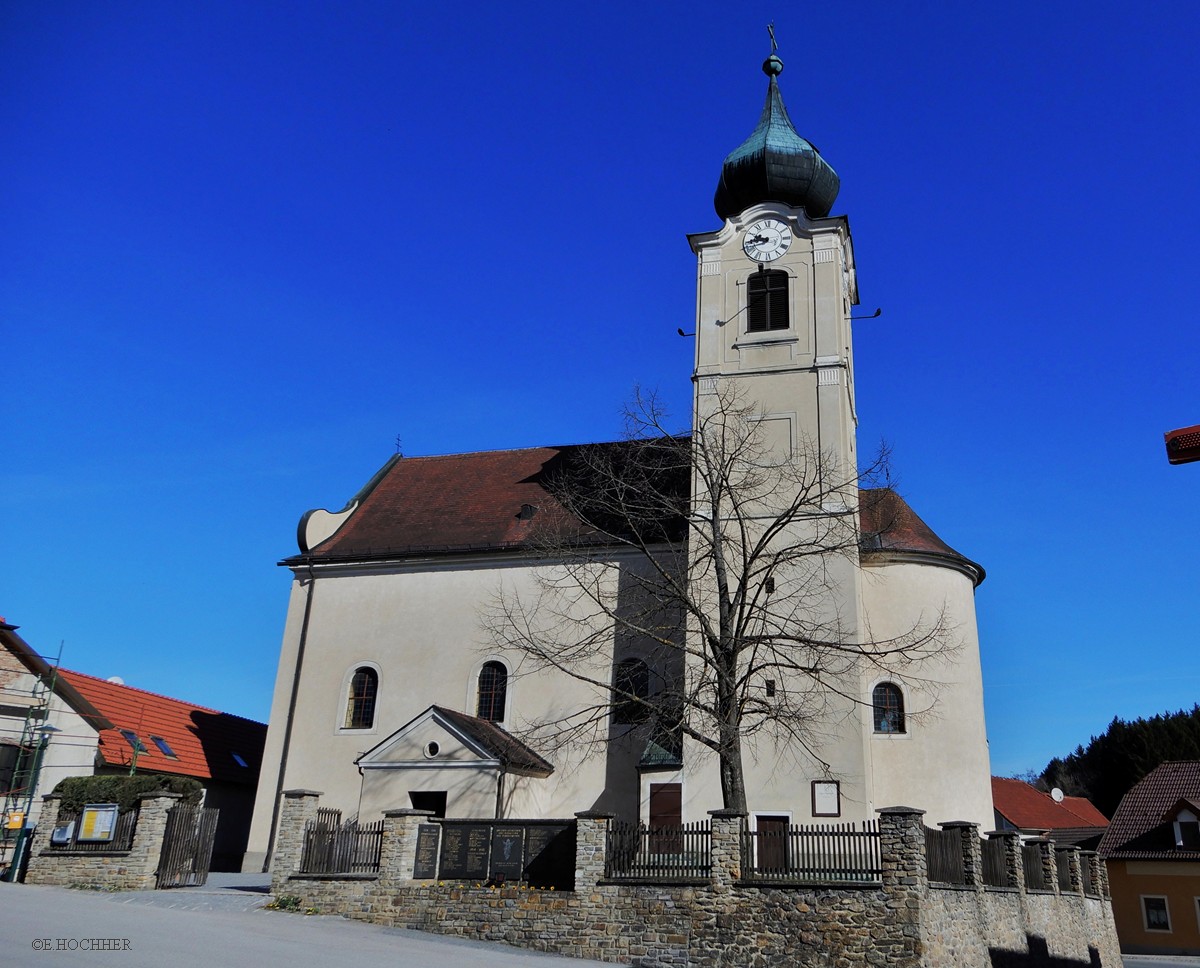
273,791,1123,968
24,791,180,890
919,828,1119,967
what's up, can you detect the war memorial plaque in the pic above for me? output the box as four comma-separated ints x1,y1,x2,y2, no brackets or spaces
489,827,525,879
413,824,440,879
522,823,576,890
439,824,491,879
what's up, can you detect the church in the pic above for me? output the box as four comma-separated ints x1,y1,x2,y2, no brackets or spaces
244,48,994,874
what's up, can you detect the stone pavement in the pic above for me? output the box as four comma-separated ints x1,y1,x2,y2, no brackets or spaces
0,876,613,968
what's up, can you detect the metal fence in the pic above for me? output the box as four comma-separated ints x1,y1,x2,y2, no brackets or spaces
740,821,881,884
980,836,1010,888
1022,843,1049,890
605,821,711,881
924,826,964,884
299,816,383,874
47,809,138,852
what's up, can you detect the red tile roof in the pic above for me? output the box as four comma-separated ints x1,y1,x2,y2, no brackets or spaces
288,447,979,583
300,448,579,560
991,776,1109,831
1099,761,1200,860
859,488,985,585
57,669,265,787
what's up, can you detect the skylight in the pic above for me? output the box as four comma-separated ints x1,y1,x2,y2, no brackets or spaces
231,752,248,767
151,736,177,758
119,730,147,753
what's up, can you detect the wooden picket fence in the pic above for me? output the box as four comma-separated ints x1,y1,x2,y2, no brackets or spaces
924,826,965,884
156,804,219,888
741,821,881,883
605,821,711,881
299,815,383,875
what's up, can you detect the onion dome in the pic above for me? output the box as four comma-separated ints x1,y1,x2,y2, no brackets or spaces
714,54,840,220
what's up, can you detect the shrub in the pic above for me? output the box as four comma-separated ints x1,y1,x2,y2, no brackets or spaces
51,774,204,812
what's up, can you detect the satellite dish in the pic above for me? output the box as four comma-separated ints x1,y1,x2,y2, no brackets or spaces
1051,787,1065,803
106,676,125,685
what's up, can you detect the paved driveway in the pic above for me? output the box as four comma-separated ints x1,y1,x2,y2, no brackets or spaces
0,879,611,968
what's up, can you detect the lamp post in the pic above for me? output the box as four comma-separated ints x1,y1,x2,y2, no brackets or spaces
3,723,60,882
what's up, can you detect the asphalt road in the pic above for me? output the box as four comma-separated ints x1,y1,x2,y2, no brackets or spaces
0,880,612,968
4,877,1196,968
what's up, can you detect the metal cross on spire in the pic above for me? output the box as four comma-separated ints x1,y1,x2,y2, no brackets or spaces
767,22,778,54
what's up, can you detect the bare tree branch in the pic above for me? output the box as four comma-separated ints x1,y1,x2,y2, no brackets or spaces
484,384,958,811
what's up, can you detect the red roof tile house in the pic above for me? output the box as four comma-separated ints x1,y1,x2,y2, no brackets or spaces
991,775,1109,847
56,670,266,872
1,621,110,874
1099,761,1200,955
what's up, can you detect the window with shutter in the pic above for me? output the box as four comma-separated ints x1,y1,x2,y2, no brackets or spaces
747,269,789,332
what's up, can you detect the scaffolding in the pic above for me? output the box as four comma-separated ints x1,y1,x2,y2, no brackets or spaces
0,642,62,879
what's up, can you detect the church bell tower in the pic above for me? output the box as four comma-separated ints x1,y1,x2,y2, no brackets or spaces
688,49,860,489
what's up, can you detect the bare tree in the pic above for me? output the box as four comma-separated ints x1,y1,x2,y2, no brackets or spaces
486,385,953,813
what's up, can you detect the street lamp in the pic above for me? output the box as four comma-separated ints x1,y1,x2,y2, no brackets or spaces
3,723,60,883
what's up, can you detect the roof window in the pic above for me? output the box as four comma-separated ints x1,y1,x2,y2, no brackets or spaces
119,730,148,753
151,736,177,758
231,752,248,768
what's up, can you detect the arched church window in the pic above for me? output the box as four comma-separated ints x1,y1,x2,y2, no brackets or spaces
746,269,789,332
613,658,650,725
345,667,378,729
477,661,508,722
872,682,905,734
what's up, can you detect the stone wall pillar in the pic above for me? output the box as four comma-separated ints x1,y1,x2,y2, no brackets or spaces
1060,845,1083,895
879,806,927,891
939,820,982,888
985,829,1023,891
271,789,322,893
877,807,926,968
574,811,612,889
1095,854,1111,898
126,791,182,890
708,809,746,891
25,794,61,859
380,808,434,883
1034,837,1058,894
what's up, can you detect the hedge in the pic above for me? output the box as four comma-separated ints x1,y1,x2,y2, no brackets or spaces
51,774,204,813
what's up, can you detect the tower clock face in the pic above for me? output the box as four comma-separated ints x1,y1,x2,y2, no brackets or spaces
742,219,792,262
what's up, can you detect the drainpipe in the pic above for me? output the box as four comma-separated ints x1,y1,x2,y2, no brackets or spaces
262,561,317,871
495,767,505,820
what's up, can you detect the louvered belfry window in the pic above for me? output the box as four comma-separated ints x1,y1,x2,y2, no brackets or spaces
746,269,789,332
477,661,508,722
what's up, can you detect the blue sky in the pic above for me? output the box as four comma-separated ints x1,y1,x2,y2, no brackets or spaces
2,1,1197,781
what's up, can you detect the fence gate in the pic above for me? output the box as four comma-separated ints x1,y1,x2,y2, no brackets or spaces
156,804,219,889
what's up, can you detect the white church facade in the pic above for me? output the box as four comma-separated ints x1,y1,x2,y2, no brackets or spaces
244,51,993,874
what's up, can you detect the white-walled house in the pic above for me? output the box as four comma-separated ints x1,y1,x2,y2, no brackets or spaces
245,51,994,872
0,620,106,874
